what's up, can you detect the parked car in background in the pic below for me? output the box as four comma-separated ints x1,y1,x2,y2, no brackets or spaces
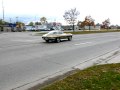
42,30,72,43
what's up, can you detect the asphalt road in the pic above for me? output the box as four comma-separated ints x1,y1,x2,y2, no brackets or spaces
1,32,120,90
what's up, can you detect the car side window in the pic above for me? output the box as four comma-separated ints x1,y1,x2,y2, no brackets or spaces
53,32,57,34
58,31,63,34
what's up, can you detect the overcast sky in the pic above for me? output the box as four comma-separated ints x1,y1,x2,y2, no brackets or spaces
0,0,120,25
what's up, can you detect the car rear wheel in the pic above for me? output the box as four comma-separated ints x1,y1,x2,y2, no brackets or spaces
68,36,72,41
56,38,61,43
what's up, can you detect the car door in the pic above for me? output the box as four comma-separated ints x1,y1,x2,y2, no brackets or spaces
58,31,67,39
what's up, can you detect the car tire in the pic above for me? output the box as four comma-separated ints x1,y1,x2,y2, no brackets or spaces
56,38,61,43
46,40,49,43
68,36,72,41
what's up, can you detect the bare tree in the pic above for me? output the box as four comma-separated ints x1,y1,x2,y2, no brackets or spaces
63,8,80,31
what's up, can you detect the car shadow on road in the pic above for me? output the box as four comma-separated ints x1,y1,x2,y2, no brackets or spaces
42,40,70,44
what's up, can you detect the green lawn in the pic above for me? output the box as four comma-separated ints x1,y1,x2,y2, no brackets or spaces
40,63,120,90
35,30,120,36
65,30,120,34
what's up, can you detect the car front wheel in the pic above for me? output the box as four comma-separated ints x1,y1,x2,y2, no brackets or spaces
46,40,49,43
68,36,72,41
56,38,61,43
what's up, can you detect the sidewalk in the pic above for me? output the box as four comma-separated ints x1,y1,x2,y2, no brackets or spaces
96,48,120,65
103,52,120,64
74,48,120,70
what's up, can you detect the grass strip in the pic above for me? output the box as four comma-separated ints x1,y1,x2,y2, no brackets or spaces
35,30,120,36
40,63,120,90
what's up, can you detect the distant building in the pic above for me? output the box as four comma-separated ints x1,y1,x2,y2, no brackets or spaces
25,22,63,31
110,25,117,29
0,23,25,32
84,26,100,30
0,24,16,32
24,26,33,31
62,25,79,30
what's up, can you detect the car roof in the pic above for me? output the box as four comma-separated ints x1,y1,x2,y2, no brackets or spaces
49,30,61,33
50,30,61,32
47,30,62,34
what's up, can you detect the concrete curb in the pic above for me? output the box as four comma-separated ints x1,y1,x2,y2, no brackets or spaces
13,68,75,90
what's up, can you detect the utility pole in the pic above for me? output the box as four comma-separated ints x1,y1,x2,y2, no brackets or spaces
16,17,18,23
10,18,11,23
2,0,4,21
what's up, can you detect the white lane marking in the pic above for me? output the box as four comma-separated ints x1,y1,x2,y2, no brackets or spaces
0,43,41,50
74,42,92,45
74,35,120,41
